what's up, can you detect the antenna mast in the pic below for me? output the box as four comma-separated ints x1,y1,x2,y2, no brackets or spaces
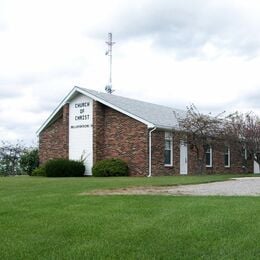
105,32,115,94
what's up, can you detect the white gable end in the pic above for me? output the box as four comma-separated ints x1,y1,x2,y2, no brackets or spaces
69,93,93,175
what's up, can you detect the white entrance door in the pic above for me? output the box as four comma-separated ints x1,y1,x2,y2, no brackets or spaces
254,160,260,174
180,141,188,175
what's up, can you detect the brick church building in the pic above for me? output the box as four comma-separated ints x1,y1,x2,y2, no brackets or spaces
37,86,258,176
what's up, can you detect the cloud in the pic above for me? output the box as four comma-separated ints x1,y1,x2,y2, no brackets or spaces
0,90,50,144
0,86,23,98
93,0,260,58
0,0,6,31
0,61,86,98
236,88,260,110
245,93,260,108
1,0,260,145
0,22,6,32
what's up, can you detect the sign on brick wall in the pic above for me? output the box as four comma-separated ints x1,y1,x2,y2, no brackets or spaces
69,94,93,175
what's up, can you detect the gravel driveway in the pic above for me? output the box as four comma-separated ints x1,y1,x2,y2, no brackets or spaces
165,177,260,196
88,177,260,196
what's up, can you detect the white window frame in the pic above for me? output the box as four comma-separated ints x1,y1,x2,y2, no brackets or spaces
224,146,231,168
206,145,212,167
243,148,248,160
164,132,173,166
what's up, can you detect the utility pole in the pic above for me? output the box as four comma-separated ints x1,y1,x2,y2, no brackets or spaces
105,32,115,94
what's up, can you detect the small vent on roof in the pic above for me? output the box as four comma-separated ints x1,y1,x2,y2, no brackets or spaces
105,85,114,94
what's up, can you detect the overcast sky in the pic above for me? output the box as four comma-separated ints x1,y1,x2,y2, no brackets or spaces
1,0,260,145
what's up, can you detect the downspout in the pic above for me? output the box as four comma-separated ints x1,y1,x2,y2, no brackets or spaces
148,127,157,177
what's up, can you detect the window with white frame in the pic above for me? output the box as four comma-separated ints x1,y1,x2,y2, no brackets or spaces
242,147,248,168
224,146,230,167
242,148,248,160
205,145,212,167
164,132,173,166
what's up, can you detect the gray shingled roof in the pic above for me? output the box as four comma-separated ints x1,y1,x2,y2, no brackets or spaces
79,87,186,129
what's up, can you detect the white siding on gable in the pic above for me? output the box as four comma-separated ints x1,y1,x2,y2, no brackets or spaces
69,94,93,175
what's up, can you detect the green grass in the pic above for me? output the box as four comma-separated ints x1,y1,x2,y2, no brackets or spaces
0,175,259,259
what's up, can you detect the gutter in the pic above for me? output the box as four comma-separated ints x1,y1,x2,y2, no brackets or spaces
148,127,157,177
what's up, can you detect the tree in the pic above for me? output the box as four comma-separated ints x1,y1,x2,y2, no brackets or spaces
0,141,26,176
19,148,39,175
225,112,260,171
179,104,224,174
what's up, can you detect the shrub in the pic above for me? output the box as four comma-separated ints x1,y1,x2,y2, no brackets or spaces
31,166,46,176
20,149,39,175
92,158,128,177
45,159,85,177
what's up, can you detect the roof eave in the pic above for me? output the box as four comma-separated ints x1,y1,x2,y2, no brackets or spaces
36,86,78,135
152,125,180,131
37,86,155,135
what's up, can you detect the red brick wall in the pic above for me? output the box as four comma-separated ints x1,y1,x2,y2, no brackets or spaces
93,101,148,176
185,136,253,174
151,130,253,175
39,104,69,164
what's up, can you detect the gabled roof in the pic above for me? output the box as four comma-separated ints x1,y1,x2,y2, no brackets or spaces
37,86,186,134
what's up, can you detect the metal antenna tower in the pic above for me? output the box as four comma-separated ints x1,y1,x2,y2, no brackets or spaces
105,32,115,94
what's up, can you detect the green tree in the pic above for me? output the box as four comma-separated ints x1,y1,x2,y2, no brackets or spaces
20,148,39,175
0,141,25,176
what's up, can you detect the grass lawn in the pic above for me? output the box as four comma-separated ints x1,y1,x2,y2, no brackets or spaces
0,175,259,259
